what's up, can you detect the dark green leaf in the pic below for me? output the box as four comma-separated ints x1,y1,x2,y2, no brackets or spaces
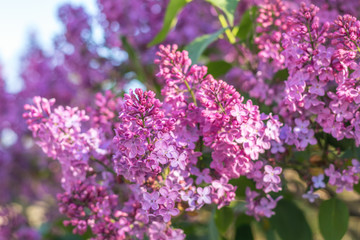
185,28,225,63
236,6,258,41
354,182,360,194
236,213,253,226
341,148,354,159
319,198,349,240
206,0,240,25
235,224,254,240
148,0,189,46
270,199,312,240
206,60,232,78
355,147,360,159
265,229,278,240
326,133,355,151
214,206,234,234
293,148,311,163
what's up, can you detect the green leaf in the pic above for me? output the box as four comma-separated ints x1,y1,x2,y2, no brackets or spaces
148,0,190,46
265,229,278,240
293,148,311,163
354,182,360,194
121,37,146,84
206,60,232,78
326,133,355,151
236,6,258,41
235,224,254,240
236,213,253,226
209,208,221,240
340,148,354,159
214,206,234,234
319,198,349,240
185,28,225,63
270,199,312,240
206,0,240,25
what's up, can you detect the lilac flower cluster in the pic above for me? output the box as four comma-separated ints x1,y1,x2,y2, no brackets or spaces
277,4,360,150
226,0,360,155
243,1,360,203
302,159,360,202
57,181,119,236
325,161,360,193
245,187,283,221
23,97,104,191
156,44,283,218
255,0,289,70
225,0,290,108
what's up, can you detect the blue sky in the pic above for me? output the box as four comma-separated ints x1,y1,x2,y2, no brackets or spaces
0,0,97,92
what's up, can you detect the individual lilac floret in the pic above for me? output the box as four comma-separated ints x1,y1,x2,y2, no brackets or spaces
263,165,282,184
270,141,286,154
312,174,326,188
142,192,160,211
293,119,310,134
170,152,187,170
197,187,212,205
192,168,212,185
302,187,320,203
159,207,180,223
230,104,247,123
324,164,341,185
158,187,178,208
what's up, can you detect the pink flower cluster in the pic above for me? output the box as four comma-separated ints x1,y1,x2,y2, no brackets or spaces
245,187,283,221
302,159,360,202
277,4,360,149
112,87,235,227
255,0,289,70
225,1,360,154
58,181,118,236
156,44,283,219
325,161,360,193
23,97,105,191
